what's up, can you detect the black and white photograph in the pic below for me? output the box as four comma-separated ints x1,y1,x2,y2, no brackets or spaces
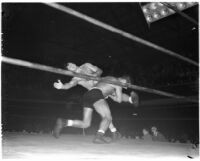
1,1,199,160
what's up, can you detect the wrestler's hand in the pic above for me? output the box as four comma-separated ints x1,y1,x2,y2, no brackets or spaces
130,91,139,107
53,79,63,89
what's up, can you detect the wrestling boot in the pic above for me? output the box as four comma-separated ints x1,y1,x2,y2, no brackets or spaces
52,118,67,138
111,131,122,142
93,132,109,144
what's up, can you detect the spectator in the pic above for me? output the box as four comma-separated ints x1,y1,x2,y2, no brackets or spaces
151,126,167,142
141,128,153,141
180,133,188,143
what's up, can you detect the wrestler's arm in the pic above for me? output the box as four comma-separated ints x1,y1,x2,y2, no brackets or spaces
53,78,78,90
122,91,139,107
109,94,119,102
62,78,79,89
84,63,102,77
109,86,123,103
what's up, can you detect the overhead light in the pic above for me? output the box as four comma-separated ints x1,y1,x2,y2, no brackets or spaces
157,3,164,7
187,2,195,6
160,9,168,16
153,13,159,19
146,15,152,22
142,7,148,13
177,3,186,10
141,2,198,24
150,3,157,10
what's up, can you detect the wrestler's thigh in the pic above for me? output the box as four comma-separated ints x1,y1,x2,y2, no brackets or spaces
93,99,112,118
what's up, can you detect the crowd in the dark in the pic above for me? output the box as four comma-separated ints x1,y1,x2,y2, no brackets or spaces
3,114,199,146
122,62,198,88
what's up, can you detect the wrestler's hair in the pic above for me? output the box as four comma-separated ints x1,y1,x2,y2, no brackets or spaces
64,62,70,68
64,62,76,69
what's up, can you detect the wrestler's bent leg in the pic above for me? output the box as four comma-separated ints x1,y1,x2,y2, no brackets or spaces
53,108,93,138
93,99,112,143
53,118,67,138
68,107,93,128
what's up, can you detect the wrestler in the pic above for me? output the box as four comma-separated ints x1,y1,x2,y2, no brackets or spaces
53,63,139,142
54,62,102,90
53,63,123,140
54,75,139,144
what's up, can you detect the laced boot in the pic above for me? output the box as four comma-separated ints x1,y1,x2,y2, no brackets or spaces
52,118,67,138
93,132,109,144
111,131,122,142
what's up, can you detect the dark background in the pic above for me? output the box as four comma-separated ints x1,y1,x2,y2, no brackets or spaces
2,3,199,142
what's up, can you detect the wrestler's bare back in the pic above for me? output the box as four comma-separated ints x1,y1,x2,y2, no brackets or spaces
74,63,99,90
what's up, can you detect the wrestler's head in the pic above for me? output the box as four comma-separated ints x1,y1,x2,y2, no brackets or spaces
66,63,77,72
118,75,131,87
118,76,131,89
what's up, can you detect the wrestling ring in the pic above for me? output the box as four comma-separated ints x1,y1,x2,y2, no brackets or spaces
2,3,199,160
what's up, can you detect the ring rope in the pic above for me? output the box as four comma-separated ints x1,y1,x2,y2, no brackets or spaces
2,56,198,103
44,3,198,67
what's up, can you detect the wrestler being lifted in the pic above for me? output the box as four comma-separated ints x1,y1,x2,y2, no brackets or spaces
53,62,139,143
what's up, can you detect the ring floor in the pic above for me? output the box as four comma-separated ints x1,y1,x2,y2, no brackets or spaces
2,132,199,160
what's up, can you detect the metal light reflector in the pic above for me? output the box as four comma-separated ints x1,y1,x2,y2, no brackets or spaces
142,2,198,23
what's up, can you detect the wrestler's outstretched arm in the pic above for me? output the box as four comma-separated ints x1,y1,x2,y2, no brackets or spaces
53,78,78,90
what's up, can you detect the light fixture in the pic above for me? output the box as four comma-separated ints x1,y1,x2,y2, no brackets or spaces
146,15,152,22
142,7,148,13
150,3,157,10
141,2,198,24
160,9,168,16
177,3,185,10
157,3,164,7
187,2,195,6
153,13,159,19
